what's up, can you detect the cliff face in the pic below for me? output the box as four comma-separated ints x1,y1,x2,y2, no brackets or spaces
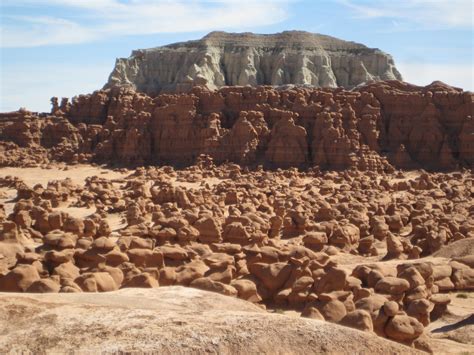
1,81,472,171
105,31,402,94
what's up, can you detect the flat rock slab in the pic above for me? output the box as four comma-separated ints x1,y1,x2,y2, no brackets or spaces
0,286,421,354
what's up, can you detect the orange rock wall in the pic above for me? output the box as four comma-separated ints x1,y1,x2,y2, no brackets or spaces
1,81,473,170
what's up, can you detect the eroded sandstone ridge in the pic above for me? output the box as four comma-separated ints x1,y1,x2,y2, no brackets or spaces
105,31,402,93
0,80,472,170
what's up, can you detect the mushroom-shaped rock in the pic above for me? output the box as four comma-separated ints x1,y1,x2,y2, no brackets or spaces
223,222,251,245
248,262,293,292
98,265,124,287
340,309,374,332
0,264,40,292
177,225,200,243
385,315,424,343
44,249,75,265
374,277,410,295
451,268,474,290
26,278,61,293
203,253,235,269
383,301,399,317
429,293,451,321
385,234,404,260
158,245,189,261
105,249,130,267
122,272,159,288
53,261,80,280
231,279,261,302
44,231,76,249
315,267,347,294
303,232,328,251
407,299,433,326
398,266,425,289
194,217,222,243
355,294,390,319
92,237,116,252
329,224,360,251
60,279,83,293
63,217,85,235
75,272,118,292
127,248,164,268
175,260,210,286
310,298,347,323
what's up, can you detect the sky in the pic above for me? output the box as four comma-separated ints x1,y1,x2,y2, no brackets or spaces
0,0,473,112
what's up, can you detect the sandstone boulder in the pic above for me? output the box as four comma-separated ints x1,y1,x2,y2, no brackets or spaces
385,315,424,343
0,264,40,292
340,309,374,332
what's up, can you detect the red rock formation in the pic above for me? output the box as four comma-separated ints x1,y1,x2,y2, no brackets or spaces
0,81,472,170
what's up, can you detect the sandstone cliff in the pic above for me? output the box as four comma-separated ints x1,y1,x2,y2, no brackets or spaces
0,81,472,170
105,31,402,94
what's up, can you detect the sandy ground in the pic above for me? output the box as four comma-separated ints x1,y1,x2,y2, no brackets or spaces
0,165,129,187
426,292,474,354
0,165,129,231
0,287,423,355
0,165,224,227
0,165,227,232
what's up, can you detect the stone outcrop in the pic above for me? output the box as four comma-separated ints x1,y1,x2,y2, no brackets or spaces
0,80,472,170
104,31,402,94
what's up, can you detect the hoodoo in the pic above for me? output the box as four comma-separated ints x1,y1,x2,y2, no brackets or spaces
1,81,472,170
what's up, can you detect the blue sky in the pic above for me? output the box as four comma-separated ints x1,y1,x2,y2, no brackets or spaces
1,0,473,112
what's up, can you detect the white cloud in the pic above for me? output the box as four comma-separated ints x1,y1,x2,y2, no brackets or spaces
1,16,95,47
339,0,473,30
0,0,290,48
397,62,473,91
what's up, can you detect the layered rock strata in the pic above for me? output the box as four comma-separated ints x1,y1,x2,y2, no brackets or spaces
105,31,402,93
0,80,472,170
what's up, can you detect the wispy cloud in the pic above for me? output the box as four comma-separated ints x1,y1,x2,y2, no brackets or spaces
1,16,96,47
0,0,291,48
339,0,473,30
